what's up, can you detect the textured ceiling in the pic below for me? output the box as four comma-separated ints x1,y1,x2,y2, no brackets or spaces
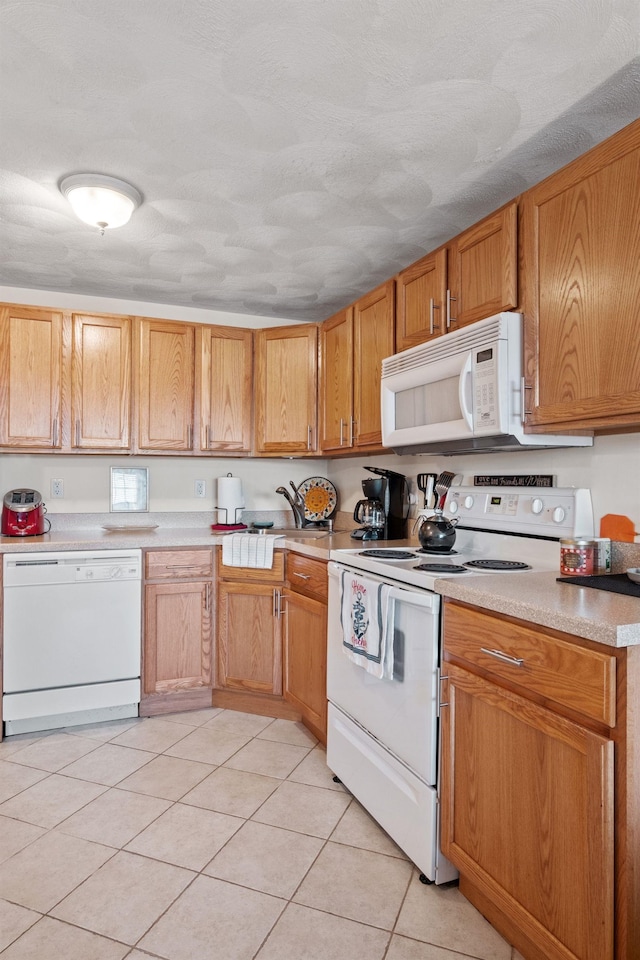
1,0,639,322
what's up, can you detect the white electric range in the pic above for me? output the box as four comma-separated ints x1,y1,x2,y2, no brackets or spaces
326,484,594,885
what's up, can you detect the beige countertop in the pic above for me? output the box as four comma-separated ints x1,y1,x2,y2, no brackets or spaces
2,525,639,648
434,571,640,648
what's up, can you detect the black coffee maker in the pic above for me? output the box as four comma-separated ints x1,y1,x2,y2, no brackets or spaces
351,467,409,540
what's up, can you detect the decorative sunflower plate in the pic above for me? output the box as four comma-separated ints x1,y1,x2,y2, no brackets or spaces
298,476,338,521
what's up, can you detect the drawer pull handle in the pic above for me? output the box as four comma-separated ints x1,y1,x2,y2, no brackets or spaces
480,647,524,667
293,572,311,580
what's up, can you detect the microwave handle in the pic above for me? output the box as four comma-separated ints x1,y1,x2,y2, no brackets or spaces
458,354,473,430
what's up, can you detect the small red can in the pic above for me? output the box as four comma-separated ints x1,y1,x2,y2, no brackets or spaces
560,538,596,576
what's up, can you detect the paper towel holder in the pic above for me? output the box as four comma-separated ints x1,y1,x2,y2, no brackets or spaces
211,472,248,531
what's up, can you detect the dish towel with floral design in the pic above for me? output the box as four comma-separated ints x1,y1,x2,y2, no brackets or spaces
340,570,393,679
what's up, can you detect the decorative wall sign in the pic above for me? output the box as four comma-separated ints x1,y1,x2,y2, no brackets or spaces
473,475,555,487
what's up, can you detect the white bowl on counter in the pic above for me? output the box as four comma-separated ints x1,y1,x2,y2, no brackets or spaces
626,568,640,584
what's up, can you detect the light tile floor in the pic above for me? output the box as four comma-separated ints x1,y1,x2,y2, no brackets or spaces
0,708,525,960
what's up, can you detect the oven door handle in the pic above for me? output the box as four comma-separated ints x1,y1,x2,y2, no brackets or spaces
387,586,439,611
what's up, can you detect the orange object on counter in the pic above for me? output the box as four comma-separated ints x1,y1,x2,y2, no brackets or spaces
599,514,638,542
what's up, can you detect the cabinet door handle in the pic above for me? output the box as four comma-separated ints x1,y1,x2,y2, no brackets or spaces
520,377,533,422
429,298,435,335
52,417,58,447
446,290,457,329
75,419,80,447
273,588,286,618
187,424,193,449
349,417,356,445
339,418,345,446
480,647,524,667
437,667,448,715
205,582,211,612
293,572,311,580
307,425,313,450
206,424,211,449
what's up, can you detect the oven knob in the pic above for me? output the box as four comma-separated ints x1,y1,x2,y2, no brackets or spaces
552,506,566,523
532,498,544,515
449,500,459,514
463,495,474,509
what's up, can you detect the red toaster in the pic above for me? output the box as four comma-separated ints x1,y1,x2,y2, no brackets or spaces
2,488,48,536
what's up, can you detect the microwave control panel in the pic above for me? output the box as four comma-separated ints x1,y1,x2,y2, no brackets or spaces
472,346,499,429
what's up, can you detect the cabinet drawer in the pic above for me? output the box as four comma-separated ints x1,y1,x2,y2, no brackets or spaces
287,553,328,600
217,548,285,583
145,549,213,580
444,602,616,727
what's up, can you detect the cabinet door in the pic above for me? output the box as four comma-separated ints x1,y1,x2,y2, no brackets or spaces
353,280,395,448
448,201,517,329
71,313,131,449
138,318,195,451
0,305,62,448
395,248,447,350
254,324,318,454
199,325,252,453
144,581,212,694
523,120,640,430
217,581,283,695
441,663,614,960
319,306,354,451
283,589,327,742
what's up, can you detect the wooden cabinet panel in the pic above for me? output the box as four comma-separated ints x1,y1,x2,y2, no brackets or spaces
71,313,131,449
448,202,518,328
217,581,283,695
218,550,285,584
319,307,354,452
144,580,212,694
199,325,252,453
137,318,195,451
441,662,614,960
0,304,62,448
254,324,318,454
523,120,640,430
286,552,328,602
283,588,327,743
353,280,395,448
445,603,616,726
395,248,447,350
145,549,213,581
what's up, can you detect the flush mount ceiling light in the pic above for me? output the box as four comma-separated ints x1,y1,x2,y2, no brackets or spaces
59,173,142,232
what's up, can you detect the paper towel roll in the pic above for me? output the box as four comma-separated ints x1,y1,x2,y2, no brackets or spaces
216,474,244,523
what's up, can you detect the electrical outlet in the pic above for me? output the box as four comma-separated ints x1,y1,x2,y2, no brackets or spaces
194,479,206,499
51,478,64,498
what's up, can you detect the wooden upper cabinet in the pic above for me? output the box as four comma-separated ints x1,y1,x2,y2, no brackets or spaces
198,325,252,454
71,313,131,449
319,306,354,451
395,248,447,350
523,119,640,431
0,304,63,448
353,280,395,448
448,201,518,328
137,318,195,451
254,324,318,455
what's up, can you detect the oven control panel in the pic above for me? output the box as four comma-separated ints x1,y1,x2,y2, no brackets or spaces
444,486,593,539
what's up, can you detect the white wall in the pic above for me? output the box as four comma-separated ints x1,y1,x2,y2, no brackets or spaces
0,455,329,515
326,433,640,537
0,286,303,329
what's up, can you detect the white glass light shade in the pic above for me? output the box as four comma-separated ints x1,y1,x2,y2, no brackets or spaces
60,174,142,229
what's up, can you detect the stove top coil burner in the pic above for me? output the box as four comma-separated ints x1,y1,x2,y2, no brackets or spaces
358,549,416,560
414,563,467,574
464,559,531,571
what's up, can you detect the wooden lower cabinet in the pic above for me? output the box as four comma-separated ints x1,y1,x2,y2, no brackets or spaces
217,580,283,696
441,600,640,960
141,549,214,715
284,553,328,743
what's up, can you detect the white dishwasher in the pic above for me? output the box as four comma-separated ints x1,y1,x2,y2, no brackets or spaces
3,549,142,735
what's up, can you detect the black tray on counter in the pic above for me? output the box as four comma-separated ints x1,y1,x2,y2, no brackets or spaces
556,574,640,598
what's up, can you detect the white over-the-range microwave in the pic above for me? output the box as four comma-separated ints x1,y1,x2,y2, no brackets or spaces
381,312,593,456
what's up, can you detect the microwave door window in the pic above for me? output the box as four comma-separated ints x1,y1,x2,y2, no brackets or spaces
395,375,462,429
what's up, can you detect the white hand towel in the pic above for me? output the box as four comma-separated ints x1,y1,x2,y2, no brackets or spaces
221,534,282,568
340,571,394,679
